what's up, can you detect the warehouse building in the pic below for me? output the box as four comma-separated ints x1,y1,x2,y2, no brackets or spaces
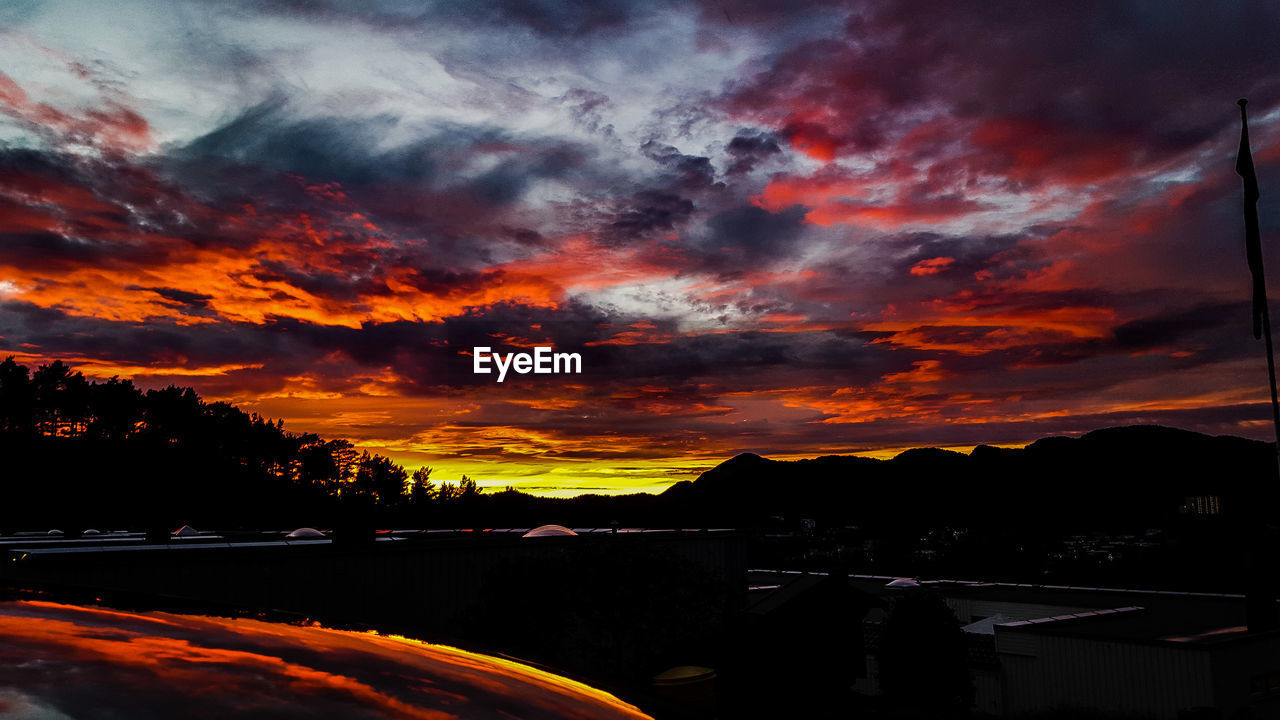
749,570,1280,718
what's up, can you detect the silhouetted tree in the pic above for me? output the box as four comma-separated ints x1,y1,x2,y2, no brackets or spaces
0,359,427,530
352,451,409,506
409,466,435,505
0,357,33,434
141,385,202,445
435,481,460,504
458,475,480,501
85,377,142,441
32,360,90,437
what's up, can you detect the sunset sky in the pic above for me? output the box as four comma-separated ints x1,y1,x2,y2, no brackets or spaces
3,1,1280,494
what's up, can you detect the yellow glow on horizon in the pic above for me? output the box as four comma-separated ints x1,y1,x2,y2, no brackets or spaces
376,444,1033,496
381,453,709,497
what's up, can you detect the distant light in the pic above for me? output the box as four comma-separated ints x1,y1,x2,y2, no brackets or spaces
522,525,578,538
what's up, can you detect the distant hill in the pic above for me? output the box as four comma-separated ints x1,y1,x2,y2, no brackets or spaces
659,426,1278,531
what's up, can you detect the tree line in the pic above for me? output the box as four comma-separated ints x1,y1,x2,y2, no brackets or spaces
0,358,507,531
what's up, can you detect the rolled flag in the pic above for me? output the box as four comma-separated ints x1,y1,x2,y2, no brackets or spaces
1238,98,1265,340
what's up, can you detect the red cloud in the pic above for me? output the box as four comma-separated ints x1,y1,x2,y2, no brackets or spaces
753,167,987,228
909,257,955,276
0,71,153,154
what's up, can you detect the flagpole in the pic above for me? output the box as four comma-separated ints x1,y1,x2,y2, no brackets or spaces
1238,98,1280,479
1262,297,1280,479
1238,99,1280,633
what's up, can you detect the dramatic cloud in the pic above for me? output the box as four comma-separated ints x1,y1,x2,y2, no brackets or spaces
2,1,1280,492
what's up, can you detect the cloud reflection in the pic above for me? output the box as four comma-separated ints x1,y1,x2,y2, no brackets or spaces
0,601,651,720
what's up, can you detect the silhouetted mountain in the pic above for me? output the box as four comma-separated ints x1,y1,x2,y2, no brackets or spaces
3,356,1275,543
660,425,1278,532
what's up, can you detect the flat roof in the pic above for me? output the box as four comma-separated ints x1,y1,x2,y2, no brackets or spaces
748,569,1244,603
994,606,1269,647
0,529,741,560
